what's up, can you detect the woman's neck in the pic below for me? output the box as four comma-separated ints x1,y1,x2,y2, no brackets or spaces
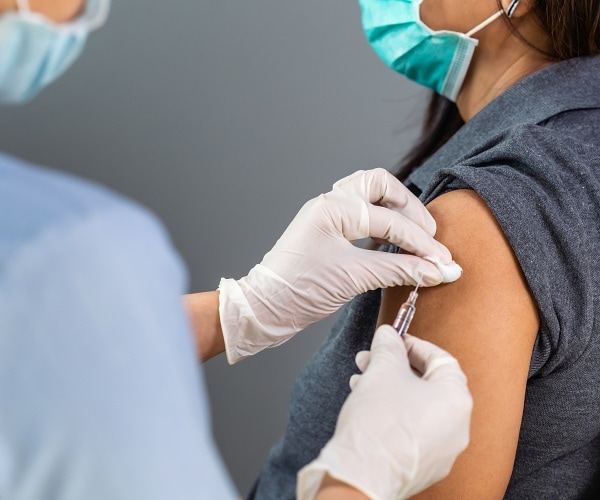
456,17,554,121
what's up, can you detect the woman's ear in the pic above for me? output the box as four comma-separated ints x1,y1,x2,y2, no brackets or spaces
502,0,535,18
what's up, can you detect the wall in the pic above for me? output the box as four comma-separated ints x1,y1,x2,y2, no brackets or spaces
0,0,426,493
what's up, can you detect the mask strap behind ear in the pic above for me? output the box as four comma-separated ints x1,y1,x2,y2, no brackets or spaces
465,0,521,37
16,0,31,11
506,0,520,18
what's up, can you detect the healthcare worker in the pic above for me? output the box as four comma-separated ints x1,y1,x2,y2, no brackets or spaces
0,1,472,499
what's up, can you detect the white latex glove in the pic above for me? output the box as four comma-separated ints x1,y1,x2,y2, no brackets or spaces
297,325,473,500
219,169,462,364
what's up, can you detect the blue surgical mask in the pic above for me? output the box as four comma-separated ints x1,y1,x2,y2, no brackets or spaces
359,0,519,101
0,0,111,104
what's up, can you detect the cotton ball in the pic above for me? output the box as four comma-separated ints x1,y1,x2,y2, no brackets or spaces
424,256,463,283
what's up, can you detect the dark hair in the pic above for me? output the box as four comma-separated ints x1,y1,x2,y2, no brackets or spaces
394,0,600,182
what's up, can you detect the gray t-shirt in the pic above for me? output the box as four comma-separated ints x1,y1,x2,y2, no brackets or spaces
250,56,600,499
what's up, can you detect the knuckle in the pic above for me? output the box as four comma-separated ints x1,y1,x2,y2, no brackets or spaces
303,194,333,218
316,191,338,206
371,168,388,193
302,195,323,211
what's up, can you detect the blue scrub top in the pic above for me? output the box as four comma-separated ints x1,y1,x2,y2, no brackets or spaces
0,152,237,499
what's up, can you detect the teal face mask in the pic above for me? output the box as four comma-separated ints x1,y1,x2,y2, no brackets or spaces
0,0,111,104
359,0,519,101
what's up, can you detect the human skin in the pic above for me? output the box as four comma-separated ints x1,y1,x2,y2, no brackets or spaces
0,0,233,366
314,475,369,500
420,0,553,121
0,0,539,495
379,191,539,497
377,0,553,496
184,291,225,362
0,0,84,23
0,1,375,498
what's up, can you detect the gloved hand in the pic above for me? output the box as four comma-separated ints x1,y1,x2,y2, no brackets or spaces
297,325,473,500
219,168,462,364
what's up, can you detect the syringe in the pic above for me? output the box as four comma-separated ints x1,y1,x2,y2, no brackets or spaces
392,283,420,336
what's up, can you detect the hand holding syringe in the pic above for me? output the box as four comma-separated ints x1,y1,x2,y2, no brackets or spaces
299,289,472,500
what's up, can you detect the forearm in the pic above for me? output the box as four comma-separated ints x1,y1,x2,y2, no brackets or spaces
314,475,369,500
184,291,225,362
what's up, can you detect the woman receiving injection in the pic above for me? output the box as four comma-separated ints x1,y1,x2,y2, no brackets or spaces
0,1,471,498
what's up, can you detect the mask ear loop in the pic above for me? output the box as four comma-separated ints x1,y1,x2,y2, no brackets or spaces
506,0,520,18
465,0,521,37
85,0,112,32
15,0,31,11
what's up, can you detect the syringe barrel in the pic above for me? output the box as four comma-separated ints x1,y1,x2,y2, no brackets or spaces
392,303,415,335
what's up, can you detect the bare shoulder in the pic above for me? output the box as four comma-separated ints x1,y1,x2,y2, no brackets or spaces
379,189,539,498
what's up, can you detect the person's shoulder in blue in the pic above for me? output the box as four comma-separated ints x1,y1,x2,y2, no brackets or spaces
0,153,236,500
0,151,169,257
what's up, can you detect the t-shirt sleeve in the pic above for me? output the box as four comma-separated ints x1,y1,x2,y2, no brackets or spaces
0,203,237,499
420,126,598,377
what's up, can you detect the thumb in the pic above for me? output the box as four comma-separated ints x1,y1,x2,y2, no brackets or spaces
404,334,467,384
367,325,410,369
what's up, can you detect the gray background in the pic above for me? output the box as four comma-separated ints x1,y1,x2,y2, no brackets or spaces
0,0,426,494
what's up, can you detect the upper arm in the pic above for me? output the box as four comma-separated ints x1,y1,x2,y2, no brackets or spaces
378,189,539,498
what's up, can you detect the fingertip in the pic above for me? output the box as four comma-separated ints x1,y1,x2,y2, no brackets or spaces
403,333,442,357
374,324,404,344
403,332,416,343
423,212,437,236
426,244,453,264
402,333,419,358
405,335,465,382
376,324,400,336
332,170,362,189
349,374,361,391
415,264,444,287
355,350,371,372
403,334,435,374
372,324,407,354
